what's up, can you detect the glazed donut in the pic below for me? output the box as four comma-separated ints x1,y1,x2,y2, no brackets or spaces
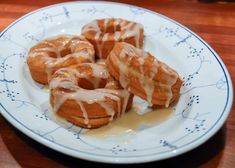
106,42,182,107
81,18,144,59
27,35,95,84
49,63,133,128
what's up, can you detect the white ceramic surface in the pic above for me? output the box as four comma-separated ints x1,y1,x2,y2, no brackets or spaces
0,1,233,164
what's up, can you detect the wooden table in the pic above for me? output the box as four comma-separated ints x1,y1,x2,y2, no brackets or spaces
0,0,235,167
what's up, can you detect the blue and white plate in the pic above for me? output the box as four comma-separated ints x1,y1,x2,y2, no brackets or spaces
0,1,233,164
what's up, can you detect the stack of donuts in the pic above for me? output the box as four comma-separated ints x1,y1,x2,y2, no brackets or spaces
27,18,182,129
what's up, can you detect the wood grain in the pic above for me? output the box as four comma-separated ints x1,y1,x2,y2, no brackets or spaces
0,0,235,167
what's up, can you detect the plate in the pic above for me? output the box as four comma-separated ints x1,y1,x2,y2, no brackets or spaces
0,1,233,164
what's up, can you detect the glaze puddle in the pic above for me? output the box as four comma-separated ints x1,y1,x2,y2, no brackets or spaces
83,103,173,138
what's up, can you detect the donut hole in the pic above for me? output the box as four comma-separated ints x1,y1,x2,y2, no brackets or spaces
75,65,108,90
77,78,107,90
46,48,71,58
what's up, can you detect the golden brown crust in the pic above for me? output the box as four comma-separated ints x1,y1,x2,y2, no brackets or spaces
81,18,144,59
106,42,182,107
27,35,95,84
49,63,133,128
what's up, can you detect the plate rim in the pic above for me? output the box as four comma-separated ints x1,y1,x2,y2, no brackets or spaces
0,1,233,164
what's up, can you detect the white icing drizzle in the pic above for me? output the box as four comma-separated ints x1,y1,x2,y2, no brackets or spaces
53,91,69,113
42,41,55,48
77,101,90,127
101,33,109,58
56,46,65,58
74,90,110,103
121,23,142,48
134,24,142,48
99,101,115,121
29,52,48,58
49,35,74,57
52,88,124,126
53,89,105,112
114,42,179,107
103,18,109,32
119,48,126,59
138,50,148,74
49,68,77,90
119,20,126,27
70,64,101,88
71,39,92,46
98,89,131,117
33,47,56,54
96,58,106,64
140,80,154,106
70,39,94,55
82,20,100,32
120,90,131,116
113,19,120,32
85,63,109,88
75,63,108,78
96,32,109,58
102,33,109,42
43,57,54,79
90,63,109,79
95,32,102,57
50,79,76,90
160,64,179,107
44,53,73,79
137,50,155,105
50,63,131,127
96,89,121,117
105,80,118,88
112,46,133,89
29,35,94,81
118,61,129,88
114,32,121,41
82,19,143,58
122,22,135,31
71,51,94,62
95,32,101,39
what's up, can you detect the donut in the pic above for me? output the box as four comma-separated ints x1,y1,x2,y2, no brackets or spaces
27,35,95,84
106,42,182,107
49,63,133,128
81,18,144,59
